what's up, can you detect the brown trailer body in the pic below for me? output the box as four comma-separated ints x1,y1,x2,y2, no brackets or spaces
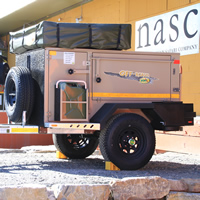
3,47,195,170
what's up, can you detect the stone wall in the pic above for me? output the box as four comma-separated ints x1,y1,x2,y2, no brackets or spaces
1,176,200,200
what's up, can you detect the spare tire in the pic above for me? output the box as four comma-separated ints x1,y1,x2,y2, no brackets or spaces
0,63,9,85
4,66,34,122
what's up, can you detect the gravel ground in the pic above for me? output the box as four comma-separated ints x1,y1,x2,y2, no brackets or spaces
0,146,199,187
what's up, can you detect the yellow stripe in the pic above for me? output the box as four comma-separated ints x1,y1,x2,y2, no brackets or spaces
92,92,179,99
171,94,180,99
11,128,38,133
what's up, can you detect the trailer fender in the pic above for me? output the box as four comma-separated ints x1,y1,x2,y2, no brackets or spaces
90,102,195,131
90,103,154,130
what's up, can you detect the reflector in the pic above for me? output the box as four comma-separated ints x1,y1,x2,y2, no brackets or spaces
174,60,180,64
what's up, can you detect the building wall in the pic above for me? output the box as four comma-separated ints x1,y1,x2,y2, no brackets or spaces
5,0,200,115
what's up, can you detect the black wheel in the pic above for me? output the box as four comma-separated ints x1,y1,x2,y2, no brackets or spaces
53,134,99,159
4,66,34,122
0,63,9,85
99,113,155,170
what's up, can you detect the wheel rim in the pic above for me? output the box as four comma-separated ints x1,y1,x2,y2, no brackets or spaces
7,79,16,107
118,127,145,156
66,134,89,150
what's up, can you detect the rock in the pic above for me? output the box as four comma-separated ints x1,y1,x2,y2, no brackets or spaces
110,176,170,200
181,179,200,193
47,187,56,200
166,191,200,200
168,179,188,192
0,184,53,200
52,184,111,200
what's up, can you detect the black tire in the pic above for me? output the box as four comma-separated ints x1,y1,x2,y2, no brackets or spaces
52,134,99,159
0,63,9,85
4,66,34,122
99,113,155,170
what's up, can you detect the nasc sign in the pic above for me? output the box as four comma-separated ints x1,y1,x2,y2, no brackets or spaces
135,4,200,56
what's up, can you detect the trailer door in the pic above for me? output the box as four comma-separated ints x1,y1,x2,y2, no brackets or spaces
91,52,177,102
46,50,89,122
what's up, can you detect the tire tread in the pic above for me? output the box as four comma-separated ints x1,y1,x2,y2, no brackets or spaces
4,66,34,122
